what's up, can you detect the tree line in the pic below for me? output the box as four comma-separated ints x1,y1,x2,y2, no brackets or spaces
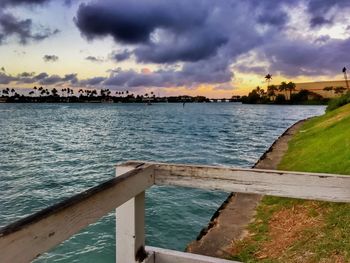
1,86,217,103
241,81,330,105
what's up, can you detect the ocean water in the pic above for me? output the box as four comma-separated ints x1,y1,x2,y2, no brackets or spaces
0,103,325,262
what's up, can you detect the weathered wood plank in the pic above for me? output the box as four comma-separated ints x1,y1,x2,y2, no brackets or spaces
153,163,350,202
116,165,147,263
0,164,154,263
146,246,240,263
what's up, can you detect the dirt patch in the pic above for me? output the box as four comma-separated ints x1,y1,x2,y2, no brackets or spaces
320,254,346,263
255,202,324,260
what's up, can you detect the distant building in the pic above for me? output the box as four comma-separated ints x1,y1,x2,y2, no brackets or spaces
277,80,348,99
296,80,348,98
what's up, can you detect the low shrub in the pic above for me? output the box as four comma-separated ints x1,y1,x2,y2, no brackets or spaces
326,91,350,111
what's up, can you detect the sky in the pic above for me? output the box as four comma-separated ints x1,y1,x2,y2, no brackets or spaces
0,0,350,98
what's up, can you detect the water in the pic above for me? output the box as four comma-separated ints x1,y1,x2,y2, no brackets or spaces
0,103,324,262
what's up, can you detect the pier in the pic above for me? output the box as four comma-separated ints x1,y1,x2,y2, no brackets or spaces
1,161,350,263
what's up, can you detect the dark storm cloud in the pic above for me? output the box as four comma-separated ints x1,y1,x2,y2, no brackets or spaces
0,0,74,7
111,50,132,62
17,72,49,84
0,71,92,87
5,71,78,85
18,72,35,77
85,56,104,63
34,72,49,80
0,12,59,45
103,55,233,89
257,13,288,27
63,73,78,82
73,0,350,86
39,73,77,85
43,55,59,62
0,0,49,6
74,0,264,87
134,32,227,63
78,76,106,86
75,0,231,63
75,0,209,44
234,65,267,75
0,73,17,84
263,37,350,76
310,16,333,28
306,0,350,16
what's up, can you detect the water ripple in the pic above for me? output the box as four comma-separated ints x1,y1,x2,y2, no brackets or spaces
0,103,325,262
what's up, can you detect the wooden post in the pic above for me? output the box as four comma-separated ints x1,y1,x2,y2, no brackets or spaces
116,164,147,263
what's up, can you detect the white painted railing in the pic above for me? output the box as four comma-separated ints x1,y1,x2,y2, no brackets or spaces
1,161,350,263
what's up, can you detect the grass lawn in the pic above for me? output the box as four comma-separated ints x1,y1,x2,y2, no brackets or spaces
229,104,350,263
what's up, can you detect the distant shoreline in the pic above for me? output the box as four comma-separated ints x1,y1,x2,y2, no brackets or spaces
0,96,241,104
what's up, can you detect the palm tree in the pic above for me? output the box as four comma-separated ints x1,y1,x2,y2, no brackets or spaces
255,86,265,97
51,88,58,96
265,74,272,88
256,86,261,94
2,88,9,96
343,67,349,90
267,85,278,101
287,82,296,100
279,82,288,98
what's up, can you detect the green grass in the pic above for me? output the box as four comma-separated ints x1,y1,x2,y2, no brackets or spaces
230,104,350,262
279,103,350,174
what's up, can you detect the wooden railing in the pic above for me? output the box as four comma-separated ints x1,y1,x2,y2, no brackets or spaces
1,161,350,263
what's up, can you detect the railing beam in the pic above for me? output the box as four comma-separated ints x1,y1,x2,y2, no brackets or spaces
0,163,154,263
153,163,350,203
2,160,350,263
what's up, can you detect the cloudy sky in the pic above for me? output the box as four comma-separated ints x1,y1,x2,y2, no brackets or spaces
0,0,350,97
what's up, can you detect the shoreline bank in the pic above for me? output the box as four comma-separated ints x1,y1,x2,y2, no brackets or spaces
186,119,308,258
